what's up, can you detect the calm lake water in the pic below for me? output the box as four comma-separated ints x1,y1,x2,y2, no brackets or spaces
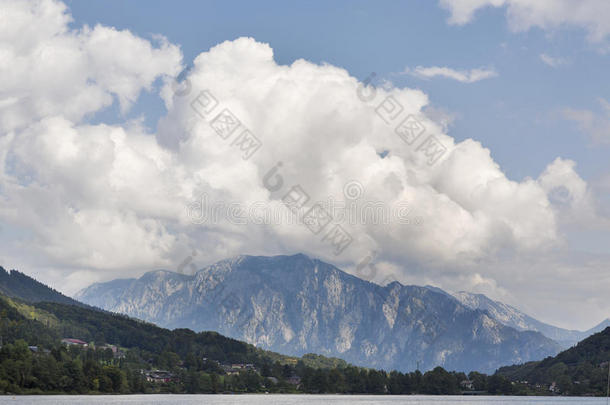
0,395,607,405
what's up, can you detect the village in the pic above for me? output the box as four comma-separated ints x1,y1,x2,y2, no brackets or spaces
59,337,302,388
142,358,301,387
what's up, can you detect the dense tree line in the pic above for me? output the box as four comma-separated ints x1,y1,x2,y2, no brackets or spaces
295,366,519,395
0,340,137,393
0,338,520,395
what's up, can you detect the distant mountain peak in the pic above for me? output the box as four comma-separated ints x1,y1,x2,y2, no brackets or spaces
451,290,607,348
424,285,452,297
77,253,560,373
140,269,193,281
386,280,404,288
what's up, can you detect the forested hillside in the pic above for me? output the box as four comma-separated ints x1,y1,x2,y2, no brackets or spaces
497,327,610,396
0,267,86,308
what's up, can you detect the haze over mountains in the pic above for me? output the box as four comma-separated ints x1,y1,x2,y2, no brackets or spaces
75,254,582,373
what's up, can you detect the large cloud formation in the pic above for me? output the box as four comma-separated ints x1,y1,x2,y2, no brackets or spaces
0,0,605,328
157,38,562,264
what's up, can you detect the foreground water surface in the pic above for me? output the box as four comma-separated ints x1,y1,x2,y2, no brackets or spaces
0,395,606,405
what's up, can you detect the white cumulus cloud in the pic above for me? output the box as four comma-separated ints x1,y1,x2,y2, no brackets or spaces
439,0,610,43
0,0,182,133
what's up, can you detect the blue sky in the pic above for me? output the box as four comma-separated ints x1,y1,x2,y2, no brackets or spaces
66,0,610,182
2,0,610,329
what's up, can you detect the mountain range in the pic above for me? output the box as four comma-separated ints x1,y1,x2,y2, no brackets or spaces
76,254,571,373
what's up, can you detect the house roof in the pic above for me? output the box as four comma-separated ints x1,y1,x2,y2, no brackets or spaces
62,338,87,344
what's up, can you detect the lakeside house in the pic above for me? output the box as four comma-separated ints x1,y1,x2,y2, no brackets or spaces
142,370,176,383
231,363,255,370
221,363,257,375
460,380,474,390
61,338,88,347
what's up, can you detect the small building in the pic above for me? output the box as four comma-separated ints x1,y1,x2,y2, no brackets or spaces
460,380,474,390
231,363,255,370
61,338,88,347
222,365,240,376
143,370,175,383
549,382,558,393
222,363,257,375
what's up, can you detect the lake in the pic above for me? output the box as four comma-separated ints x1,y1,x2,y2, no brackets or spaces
0,395,606,405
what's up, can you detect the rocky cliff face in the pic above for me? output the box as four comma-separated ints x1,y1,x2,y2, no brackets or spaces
452,291,610,348
76,254,561,373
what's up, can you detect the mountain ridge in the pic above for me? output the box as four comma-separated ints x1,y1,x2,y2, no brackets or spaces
451,290,610,347
0,266,88,308
76,253,562,373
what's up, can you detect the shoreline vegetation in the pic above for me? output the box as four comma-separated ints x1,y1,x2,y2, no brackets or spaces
0,336,587,397
0,271,608,397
